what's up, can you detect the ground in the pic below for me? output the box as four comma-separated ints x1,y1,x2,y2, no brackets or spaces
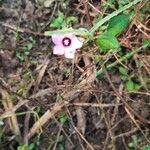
0,0,150,150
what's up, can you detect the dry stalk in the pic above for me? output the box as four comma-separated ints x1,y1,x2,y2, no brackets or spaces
0,88,22,143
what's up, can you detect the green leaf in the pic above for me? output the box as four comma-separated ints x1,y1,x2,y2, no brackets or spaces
50,12,64,28
16,52,24,61
128,142,135,148
126,80,139,91
58,134,64,142
17,145,27,150
57,112,67,124
143,39,150,48
106,15,130,36
27,43,33,51
126,80,135,91
119,66,128,75
29,143,35,150
89,0,142,35
143,145,150,150
96,34,119,52
66,16,77,25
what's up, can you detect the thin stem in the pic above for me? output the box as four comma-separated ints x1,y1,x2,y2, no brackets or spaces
96,42,149,77
44,28,90,37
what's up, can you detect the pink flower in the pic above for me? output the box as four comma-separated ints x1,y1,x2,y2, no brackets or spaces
51,33,83,59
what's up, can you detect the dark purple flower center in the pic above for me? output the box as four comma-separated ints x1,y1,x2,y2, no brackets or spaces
62,37,71,47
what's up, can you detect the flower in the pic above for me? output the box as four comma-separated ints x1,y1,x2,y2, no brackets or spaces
51,33,83,59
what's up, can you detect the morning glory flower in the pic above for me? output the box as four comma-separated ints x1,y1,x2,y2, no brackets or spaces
51,33,83,59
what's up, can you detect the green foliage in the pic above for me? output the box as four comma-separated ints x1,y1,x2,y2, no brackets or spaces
16,36,36,61
56,134,65,150
28,143,35,150
17,136,40,150
29,136,40,150
17,145,27,150
66,16,77,25
143,145,150,150
106,15,130,36
117,0,130,8
143,39,150,48
90,0,141,35
50,11,65,28
96,15,130,52
118,66,128,76
49,11,77,29
128,135,141,149
58,144,65,150
126,80,139,91
96,34,119,52
57,112,68,124
142,2,150,13
118,66,140,92
23,69,34,81
44,28,90,37
58,134,64,142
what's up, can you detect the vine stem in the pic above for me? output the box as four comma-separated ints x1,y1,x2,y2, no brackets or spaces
96,42,149,77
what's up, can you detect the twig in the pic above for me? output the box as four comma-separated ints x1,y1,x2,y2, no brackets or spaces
125,107,150,143
34,57,50,92
23,113,30,145
114,128,138,139
68,102,123,107
0,88,23,144
82,0,92,27
66,107,95,150
103,66,150,125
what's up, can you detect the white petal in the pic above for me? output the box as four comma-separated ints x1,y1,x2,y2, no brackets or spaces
64,51,75,59
53,46,65,55
71,36,83,49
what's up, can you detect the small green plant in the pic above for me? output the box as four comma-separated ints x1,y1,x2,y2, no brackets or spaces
118,66,140,92
56,134,65,150
28,135,40,150
17,145,27,150
143,145,150,150
119,66,128,76
16,36,36,61
57,112,68,124
126,80,140,91
128,135,142,149
49,11,77,29
17,136,40,150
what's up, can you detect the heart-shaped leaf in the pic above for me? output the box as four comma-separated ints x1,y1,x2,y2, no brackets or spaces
106,15,130,36
96,34,119,52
